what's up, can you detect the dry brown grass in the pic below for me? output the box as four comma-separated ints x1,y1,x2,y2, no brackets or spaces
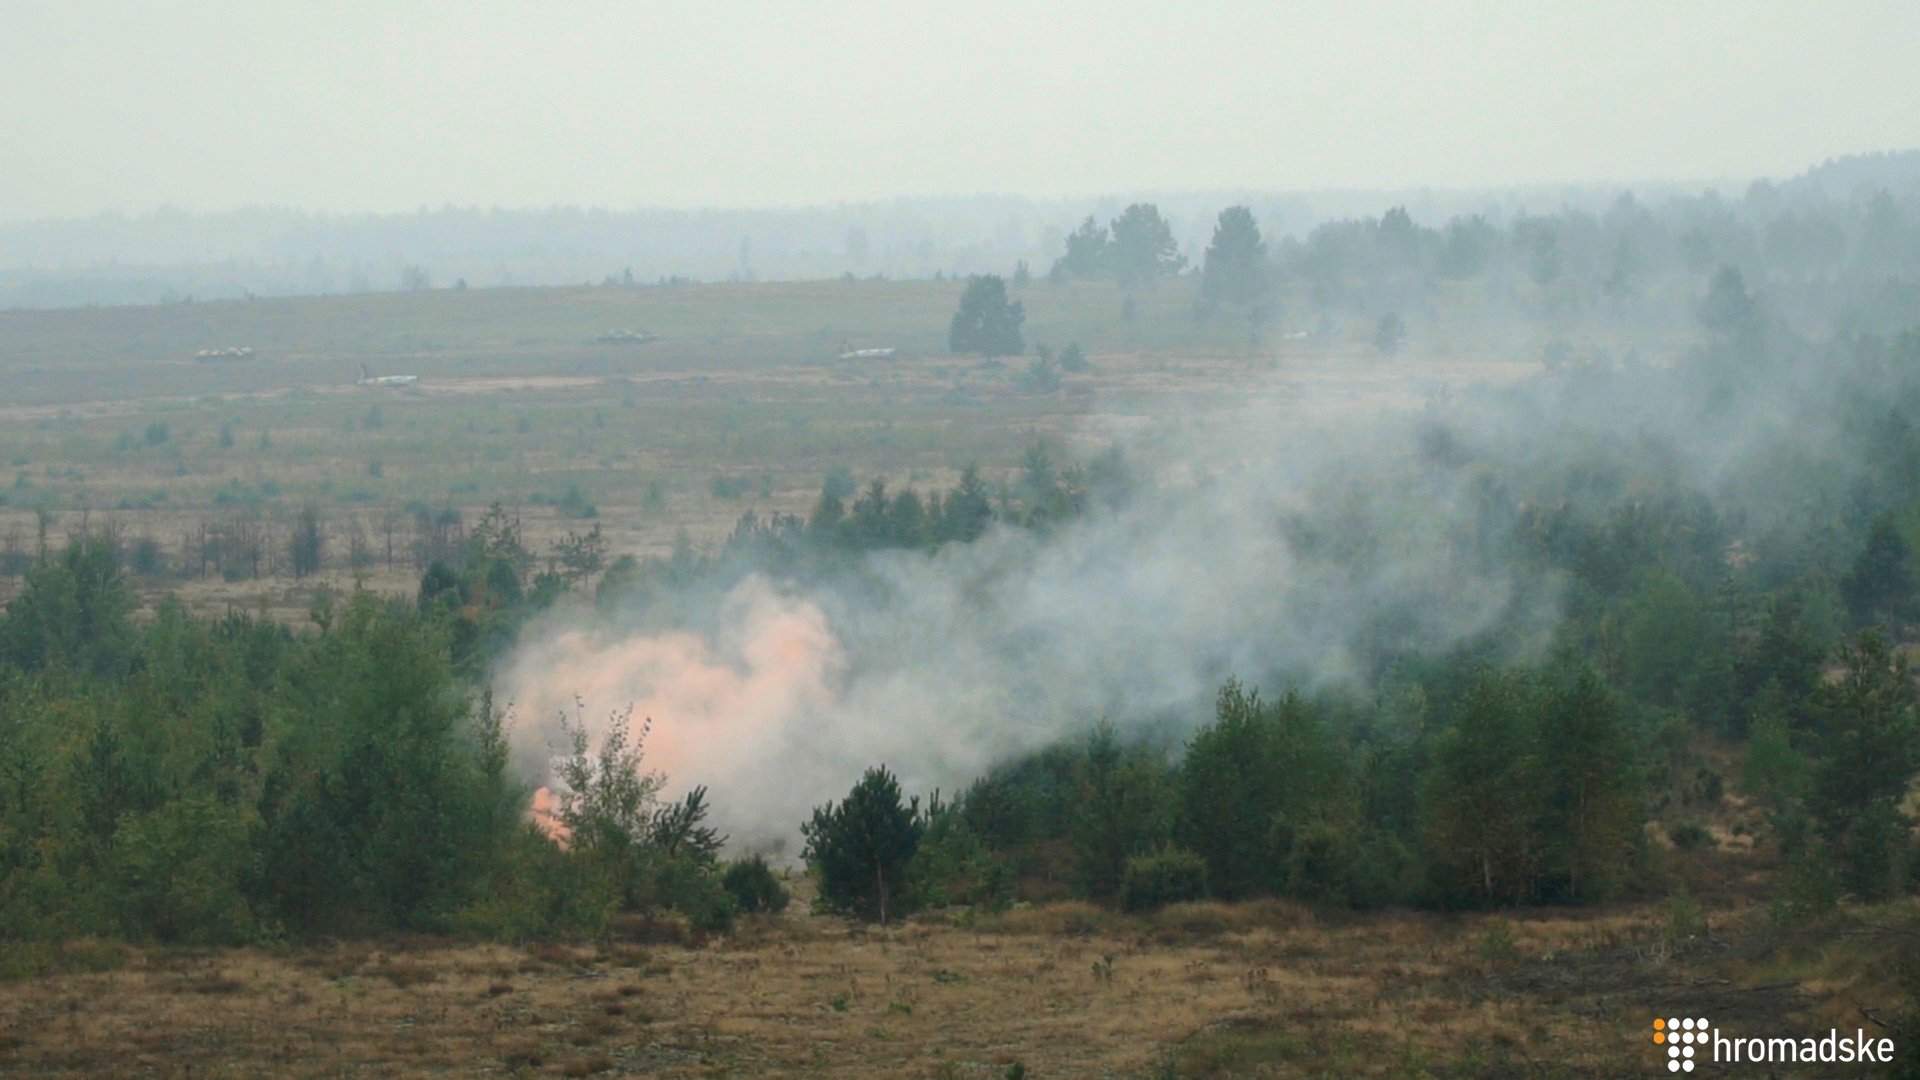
0,893,1879,1079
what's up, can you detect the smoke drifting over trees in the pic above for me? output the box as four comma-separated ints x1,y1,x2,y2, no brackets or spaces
500,357,1559,847
8,151,1920,946
491,154,1920,861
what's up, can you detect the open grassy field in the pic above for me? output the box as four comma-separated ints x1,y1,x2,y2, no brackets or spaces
2,880,1906,1079
0,278,1549,619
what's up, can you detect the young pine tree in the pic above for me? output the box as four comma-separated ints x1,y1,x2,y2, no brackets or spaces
1175,681,1350,901
1199,206,1269,311
1840,515,1914,628
1069,723,1170,900
802,766,924,923
948,275,1025,357
1175,681,1285,900
1535,665,1642,902
1804,632,1920,900
1107,203,1186,289
1422,669,1544,906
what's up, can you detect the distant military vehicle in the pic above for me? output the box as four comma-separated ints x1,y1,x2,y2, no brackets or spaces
357,362,418,387
195,346,255,361
596,328,658,344
837,342,898,360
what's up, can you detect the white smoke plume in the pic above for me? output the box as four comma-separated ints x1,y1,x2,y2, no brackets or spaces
499,365,1559,849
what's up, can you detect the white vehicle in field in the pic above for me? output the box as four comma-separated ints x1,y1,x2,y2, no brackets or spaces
837,342,898,360
356,362,418,387
596,328,658,344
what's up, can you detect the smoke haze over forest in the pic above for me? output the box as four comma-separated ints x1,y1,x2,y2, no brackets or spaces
500,367,1561,846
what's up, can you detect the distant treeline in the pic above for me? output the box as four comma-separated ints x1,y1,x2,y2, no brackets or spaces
4,150,1916,312
1028,162,1920,345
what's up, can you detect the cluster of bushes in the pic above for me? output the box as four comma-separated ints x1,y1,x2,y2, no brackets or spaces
796,769,1008,923
804,625,1918,920
596,443,1135,620
0,534,787,946
469,709,799,940
798,665,1644,919
0,538,513,943
413,506,615,674
527,484,597,519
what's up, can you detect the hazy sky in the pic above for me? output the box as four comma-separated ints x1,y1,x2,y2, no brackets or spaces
4,0,1917,219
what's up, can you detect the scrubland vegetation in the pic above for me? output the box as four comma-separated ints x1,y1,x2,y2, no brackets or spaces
6,152,1920,1075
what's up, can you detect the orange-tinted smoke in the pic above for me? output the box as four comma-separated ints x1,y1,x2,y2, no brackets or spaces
528,785,570,847
504,577,843,823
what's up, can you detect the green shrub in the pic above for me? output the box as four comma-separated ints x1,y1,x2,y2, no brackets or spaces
908,799,1010,913
1685,768,1724,806
1665,888,1705,943
645,854,734,936
112,796,257,944
1478,918,1519,964
1284,821,1357,906
557,485,598,519
1120,847,1208,912
1666,821,1712,850
721,855,790,915
1343,831,1420,910
455,830,615,943
709,474,751,499
127,537,166,577
531,484,599,519
1772,846,1839,924
1740,707,1804,806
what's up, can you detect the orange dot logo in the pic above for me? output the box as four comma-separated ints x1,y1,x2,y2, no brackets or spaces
1654,1016,1707,1072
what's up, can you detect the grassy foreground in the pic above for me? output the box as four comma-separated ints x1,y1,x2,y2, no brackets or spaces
3,883,1909,1079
